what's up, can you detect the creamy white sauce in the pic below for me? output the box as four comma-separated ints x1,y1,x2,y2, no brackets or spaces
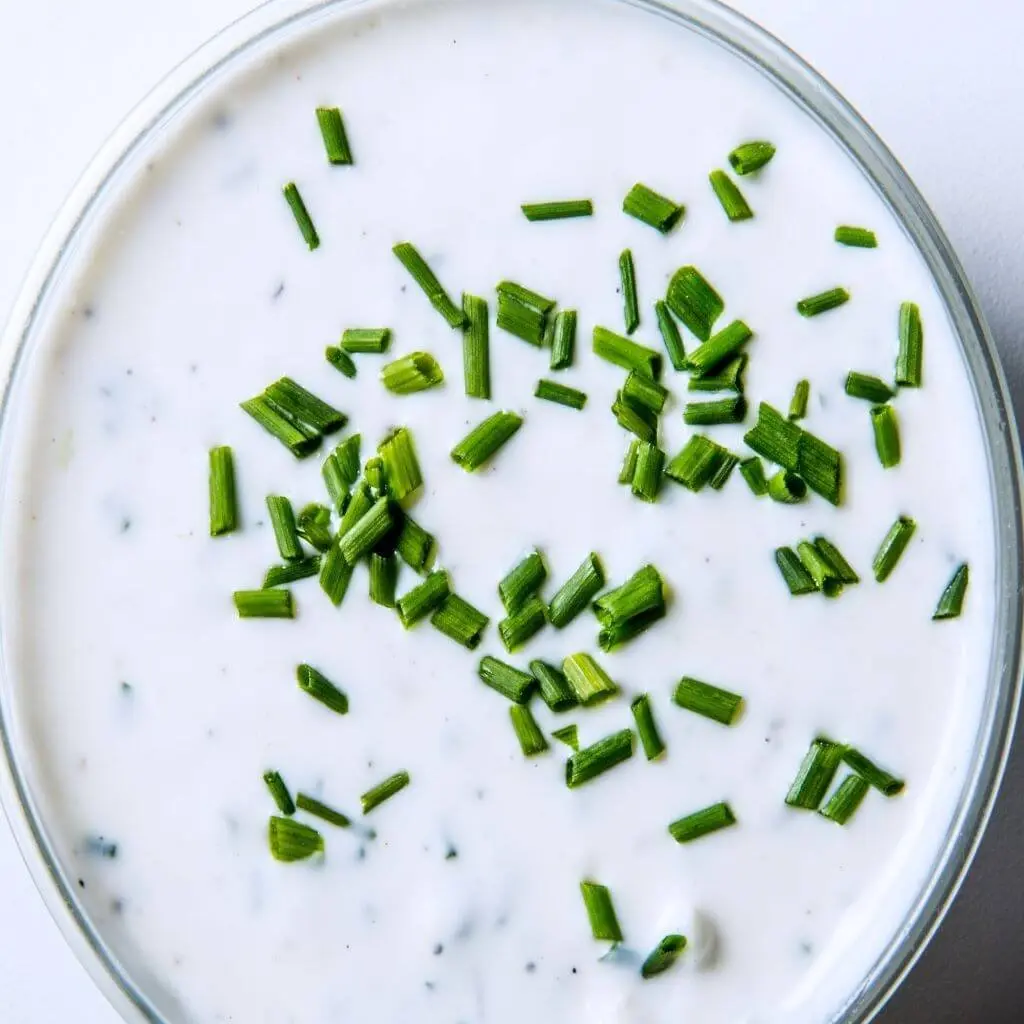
0,1,996,1022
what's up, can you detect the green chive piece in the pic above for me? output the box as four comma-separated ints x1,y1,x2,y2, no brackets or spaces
641,935,688,979
319,544,354,606
580,880,624,942
767,469,807,504
619,439,641,485
739,456,768,496
282,182,319,250
340,328,390,355
820,774,870,825
786,738,845,809
265,378,346,435
843,748,906,797
378,427,423,502
451,412,524,471
562,653,619,706
548,553,605,628
873,516,917,583
263,557,321,588
510,704,549,757
871,405,901,468
269,816,323,862
622,370,669,414
796,431,842,506
499,551,547,614
461,293,491,399
796,541,843,597
396,514,436,574
594,565,666,649
896,302,923,387
333,435,362,489
209,447,238,536
530,660,578,713
669,802,737,843
620,249,640,334
393,242,467,328
728,140,776,175
631,694,666,760
593,326,662,380
552,724,579,750
497,281,557,313
369,553,398,608
631,442,666,503
337,483,372,538
934,563,970,620
498,596,546,652
789,380,810,421
775,546,819,595
364,456,387,498
710,452,739,490
296,664,348,714
655,300,687,371
522,199,593,221
665,434,731,492
550,309,577,371
361,771,410,814
535,379,587,410
566,730,635,788
666,266,725,342
813,537,860,584
315,106,353,165
325,345,357,378
845,372,894,403
381,352,444,394
296,502,334,552
673,677,744,726
687,320,753,378
497,292,547,346
835,225,877,248
240,396,321,458
296,793,351,828
688,354,747,394
478,656,536,704
611,393,658,443
709,170,753,221
322,456,349,511
266,495,303,561
234,589,294,618
622,182,685,233
431,594,489,649
263,771,295,815
397,570,450,627
797,288,850,318
338,497,394,564
684,395,747,426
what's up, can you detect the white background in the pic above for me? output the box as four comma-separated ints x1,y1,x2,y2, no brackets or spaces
1,0,1022,1020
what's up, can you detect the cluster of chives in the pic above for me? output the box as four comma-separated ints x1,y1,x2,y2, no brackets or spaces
592,565,666,651
775,535,859,597
665,434,737,492
241,377,346,458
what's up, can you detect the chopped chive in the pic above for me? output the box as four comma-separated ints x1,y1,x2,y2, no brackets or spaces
622,370,669,414
509,704,549,757
797,288,850,318
871,405,901,468
361,771,410,814
431,594,489,649
843,748,905,796
315,106,353,165
548,553,605,628
665,434,731,491
767,469,807,504
266,495,303,561
688,354,747,393
393,242,467,328
845,372,893,403
631,694,666,760
364,456,386,495
282,182,319,250
619,439,641,484
593,326,662,379
381,352,444,394
562,653,619,706
873,515,916,582
240,396,321,458
655,300,687,371
325,345,358,378
265,378,346,435
337,483,372,538
522,199,594,221
673,677,744,726
620,249,640,334
594,565,666,635
268,816,323,862
296,664,348,714
820,774,870,825
683,395,747,426
209,446,238,536
263,556,321,588
566,730,635,788
263,771,295,815
397,570,450,627
598,607,668,651
319,544,354,606
499,551,547,614
775,546,819,595
461,293,491,399
728,140,776,175
796,541,843,597
611,393,658,444
340,328,391,355
451,411,524,471
796,431,842,506
296,793,351,828
687,320,753,378
478,656,536,704
296,502,334,552
896,302,923,387
934,563,970,620
333,435,362,489
641,935,687,979
530,660,578,713
378,426,423,502
580,881,623,942
739,456,768,496
369,553,398,608
789,379,810,421
552,724,579,750
666,266,724,342
497,281,556,313
535,379,587,410
322,455,349,510
550,309,577,370
813,536,860,584
668,802,737,843
786,738,845,809
835,225,877,248
631,442,665,503
396,514,436,573
710,452,738,490
496,292,547,346
234,589,294,618
709,170,753,221
622,182,684,233
338,497,394,564
498,596,546,652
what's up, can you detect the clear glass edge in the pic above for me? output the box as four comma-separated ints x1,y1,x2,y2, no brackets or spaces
0,0,1018,1021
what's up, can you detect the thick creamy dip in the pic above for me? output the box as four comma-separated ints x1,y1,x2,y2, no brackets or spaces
0,1,997,1022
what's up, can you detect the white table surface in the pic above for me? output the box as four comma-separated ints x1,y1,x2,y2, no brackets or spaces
1,1,1022,1020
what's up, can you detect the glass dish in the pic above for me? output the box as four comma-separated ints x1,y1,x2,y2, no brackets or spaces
0,1,1020,1021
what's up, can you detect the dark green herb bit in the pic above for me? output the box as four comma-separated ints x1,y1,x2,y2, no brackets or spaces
338,497,394,564
325,345,357,378
709,170,753,221
297,663,348,714
684,395,747,426
296,502,334,552
796,541,842,597
499,550,547,614
296,793,351,828
622,182,685,233
593,326,662,380
497,290,548,346
669,802,737,843
378,426,423,502
265,377,347,435
364,456,386,495
813,537,860,584
631,694,666,760
871,404,901,468
522,199,593,221
622,370,669,414
673,677,744,726
594,565,666,651
282,182,319,250
655,300,687,371
315,106,353,165
767,469,807,504
397,570,450,627
728,140,776,175
797,288,850,318
548,553,604,628
786,738,845,810
393,242,467,328
641,935,687,979
687,320,753,379
612,393,658,444
510,704,549,757
269,816,323,862
566,730,635,788
322,455,349,511
498,596,546,652
619,439,640,485
562,653,619,706
497,280,556,312
896,302,923,388
340,328,391,354
934,563,970,620
530,660,578,713
462,293,491,399
550,308,577,371
789,379,810,421
240,396,321,458
361,771,410,814
688,354,747,394
665,434,732,492
873,515,917,583
835,225,877,248
710,451,738,490
845,372,893,403
666,266,724,342
478,655,536,704
266,495,302,561
263,557,321,588
432,594,489,650
209,446,238,536
820,774,871,825
580,880,624,942
552,724,579,750
333,434,362,489
631,442,665,504
775,546,819,596
620,249,640,334
396,514,436,573
381,352,444,394
535,379,587,410
234,589,294,619
739,456,768,496
843,747,905,796
451,412,524,471
264,771,295,815
369,553,398,608
337,483,372,537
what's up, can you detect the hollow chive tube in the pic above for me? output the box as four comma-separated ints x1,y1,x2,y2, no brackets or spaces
672,677,744,725
378,426,423,502
296,793,352,829
842,748,905,797
396,514,436,574
208,446,238,536
477,656,536,704
396,570,450,627
529,660,578,712
509,704,549,757
521,199,593,221
619,439,640,485
338,497,394,564
775,546,819,596
789,379,810,421
381,352,444,394
263,770,295,815
282,182,319,250
709,170,753,221
392,242,466,328
664,435,731,492
562,653,619,706
872,516,917,583
450,412,524,471
369,553,398,608
315,106,353,165
535,379,587,410
240,396,321,458
566,730,635,788
934,563,970,620
655,300,687,371
767,469,807,504
264,378,347,435
580,881,623,943
668,802,737,843
871,404,901,468
728,140,776,175
796,288,850,318
498,550,547,614
786,738,845,809
550,308,577,370
631,694,666,760
548,553,604,628
296,664,348,714
620,248,640,334
462,293,490,399
265,495,303,561
819,774,871,825
268,816,323,862
263,557,321,588
234,590,295,619
686,320,753,378
688,354,746,393
641,935,687,979
796,541,843,598
593,326,662,380
622,371,669,414
622,182,684,233
325,345,357,378
896,301,923,387
845,372,894,403
631,442,665,503
666,265,724,342
498,596,546,652
739,457,768,496
431,594,489,650
683,395,746,426
835,225,877,248
360,771,410,814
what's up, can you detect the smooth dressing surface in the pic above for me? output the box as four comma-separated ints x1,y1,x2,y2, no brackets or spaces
0,1,996,1022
